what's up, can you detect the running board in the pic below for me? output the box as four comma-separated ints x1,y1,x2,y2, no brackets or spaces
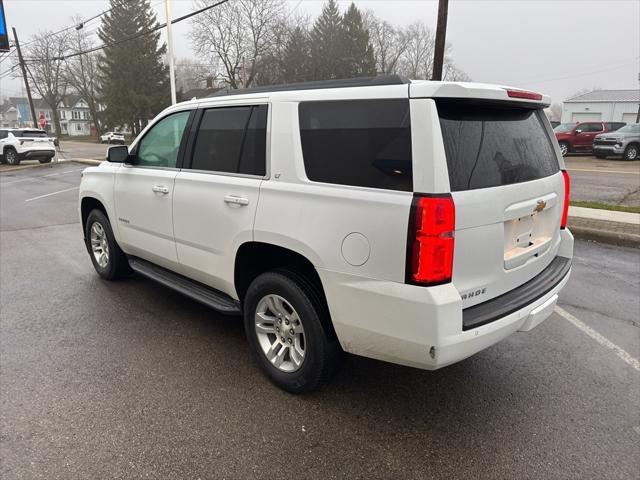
128,257,241,315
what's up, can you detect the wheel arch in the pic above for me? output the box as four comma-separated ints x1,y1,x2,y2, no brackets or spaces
234,241,337,339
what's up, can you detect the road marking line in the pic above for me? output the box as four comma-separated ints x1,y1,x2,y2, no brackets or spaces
1,169,84,186
566,168,639,175
24,186,79,202
555,306,640,371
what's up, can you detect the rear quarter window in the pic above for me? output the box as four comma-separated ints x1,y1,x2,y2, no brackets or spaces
437,101,560,191
298,99,412,191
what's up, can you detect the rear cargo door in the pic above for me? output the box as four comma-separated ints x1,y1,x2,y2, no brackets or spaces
435,100,565,308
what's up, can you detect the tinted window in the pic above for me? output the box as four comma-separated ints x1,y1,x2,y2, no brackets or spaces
0,130,7,139
239,106,267,176
13,130,48,138
191,106,267,176
589,123,604,132
299,99,412,191
437,101,559,191
136,111,190,168
607,122,625,131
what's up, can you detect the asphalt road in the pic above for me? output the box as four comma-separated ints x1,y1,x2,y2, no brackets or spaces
1,163,639,479
564,155,640,207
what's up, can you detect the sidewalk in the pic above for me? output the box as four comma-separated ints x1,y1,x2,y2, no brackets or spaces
568,206,640,248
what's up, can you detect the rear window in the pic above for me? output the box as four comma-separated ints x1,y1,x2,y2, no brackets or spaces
437,101,560,191
299,99,412,191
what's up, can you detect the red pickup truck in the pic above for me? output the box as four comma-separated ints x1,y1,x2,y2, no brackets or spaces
554,122,625,156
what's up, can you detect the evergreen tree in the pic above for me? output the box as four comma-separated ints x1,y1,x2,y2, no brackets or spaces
97,0,169,135
310,0,345,80
283,27,312,83
342,3,376,77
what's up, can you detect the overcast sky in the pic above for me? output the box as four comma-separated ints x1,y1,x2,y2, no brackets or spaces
1,0,639,105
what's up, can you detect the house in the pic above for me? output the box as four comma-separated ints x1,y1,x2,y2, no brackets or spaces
561,89,640,124
0,95,93,136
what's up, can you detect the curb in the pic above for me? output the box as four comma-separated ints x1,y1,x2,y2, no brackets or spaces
568,218,640,249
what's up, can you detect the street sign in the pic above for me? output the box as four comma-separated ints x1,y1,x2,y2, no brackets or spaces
38,112,46,129
0,0,9,52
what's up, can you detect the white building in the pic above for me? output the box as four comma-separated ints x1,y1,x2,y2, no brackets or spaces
561,89,639,124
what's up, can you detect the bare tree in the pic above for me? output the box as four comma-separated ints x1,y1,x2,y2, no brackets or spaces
364,12,408,75
64,17,103,135
189,0,285,89
175,58,216,92
397,22,436,80
443,61,471,82
25,31,69,135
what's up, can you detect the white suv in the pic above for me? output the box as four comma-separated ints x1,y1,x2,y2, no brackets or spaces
0,128,56,165
79,77,573,393
100,131,126,144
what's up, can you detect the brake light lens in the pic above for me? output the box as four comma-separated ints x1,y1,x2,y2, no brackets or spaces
406,194,455,286
561,170,570,229
506,89,543,101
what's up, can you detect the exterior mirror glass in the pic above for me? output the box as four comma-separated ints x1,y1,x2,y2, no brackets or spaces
107,145,129,163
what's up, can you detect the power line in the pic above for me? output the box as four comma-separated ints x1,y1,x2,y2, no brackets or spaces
18,0,131,49
54,0,231,61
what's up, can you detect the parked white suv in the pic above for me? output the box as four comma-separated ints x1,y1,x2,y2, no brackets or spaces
79,77,573,393
0,128,56,165
100,131,125,144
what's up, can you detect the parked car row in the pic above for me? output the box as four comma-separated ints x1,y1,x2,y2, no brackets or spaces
553,121,639,160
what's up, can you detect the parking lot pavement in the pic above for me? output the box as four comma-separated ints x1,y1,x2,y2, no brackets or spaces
1,163,639,479
57,140,111,161
564,155,640,207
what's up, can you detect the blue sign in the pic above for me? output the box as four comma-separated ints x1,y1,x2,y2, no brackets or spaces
0,0,9,52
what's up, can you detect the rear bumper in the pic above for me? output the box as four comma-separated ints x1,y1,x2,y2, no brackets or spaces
18,149,55,160
318,230,574,370
593,145,624,155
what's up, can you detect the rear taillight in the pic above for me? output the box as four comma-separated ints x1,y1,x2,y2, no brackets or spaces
505,88,543,101
406,194,455,286
561,170,570,229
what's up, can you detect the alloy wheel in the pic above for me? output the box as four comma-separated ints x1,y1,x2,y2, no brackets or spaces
90,222,110,268
254,294,306,372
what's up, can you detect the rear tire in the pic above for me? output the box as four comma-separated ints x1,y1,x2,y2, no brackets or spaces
243,270,342,393
559,141,569,157
623,144,638,161
85,209,131,280
4,148,20,165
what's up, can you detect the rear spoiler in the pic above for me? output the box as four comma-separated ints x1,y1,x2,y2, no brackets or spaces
410,81,551,107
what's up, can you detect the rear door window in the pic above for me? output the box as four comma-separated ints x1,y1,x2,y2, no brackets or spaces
298,99,412,191
191,105,267,176
437,101,560,191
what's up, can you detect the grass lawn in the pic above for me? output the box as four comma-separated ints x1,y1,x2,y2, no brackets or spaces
570,200,640,214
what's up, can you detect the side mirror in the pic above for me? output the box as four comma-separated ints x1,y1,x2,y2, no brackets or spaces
107,145,129,163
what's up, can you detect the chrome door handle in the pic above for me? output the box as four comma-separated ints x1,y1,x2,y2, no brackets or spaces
152,185,170,194
224,195,249,206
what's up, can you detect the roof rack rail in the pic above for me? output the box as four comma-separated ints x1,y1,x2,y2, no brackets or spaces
207,75,410,98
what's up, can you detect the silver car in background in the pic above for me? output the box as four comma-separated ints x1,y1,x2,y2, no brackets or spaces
592,123,640,160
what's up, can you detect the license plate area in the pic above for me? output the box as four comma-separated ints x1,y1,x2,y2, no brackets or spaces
503,212,552,270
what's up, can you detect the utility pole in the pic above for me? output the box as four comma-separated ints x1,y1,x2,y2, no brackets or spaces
431,0,449,81
165,0,177,105
12,27,37,127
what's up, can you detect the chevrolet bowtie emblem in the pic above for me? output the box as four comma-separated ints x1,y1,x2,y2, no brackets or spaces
534,200,546,213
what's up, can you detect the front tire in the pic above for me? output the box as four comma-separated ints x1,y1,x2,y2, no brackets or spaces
559,141,569,157
244,271,342,393
85,209,131,280
38,157,52,164
4,148,20,165
623,144,639,161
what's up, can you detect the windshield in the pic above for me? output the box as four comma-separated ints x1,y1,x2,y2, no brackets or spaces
553,123,576,133
616,124,640,134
